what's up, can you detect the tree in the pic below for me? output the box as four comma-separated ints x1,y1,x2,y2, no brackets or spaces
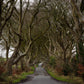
6,0,51,75
70,0,84,65
0,0,15,38
0,0,3,37
6,0,23,75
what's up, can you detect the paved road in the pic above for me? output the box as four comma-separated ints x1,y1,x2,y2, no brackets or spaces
18,67,69,84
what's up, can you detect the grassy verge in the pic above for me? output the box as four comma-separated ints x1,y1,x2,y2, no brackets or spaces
12,71,34,84
0,66,35,84
47,69,84,84
11,66,35,84
47,70,73,83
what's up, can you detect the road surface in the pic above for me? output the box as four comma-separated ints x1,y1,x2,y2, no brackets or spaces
18,67,69,84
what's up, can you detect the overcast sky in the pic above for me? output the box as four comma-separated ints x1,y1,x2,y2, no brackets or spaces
0,41,14,58
15,0,34,9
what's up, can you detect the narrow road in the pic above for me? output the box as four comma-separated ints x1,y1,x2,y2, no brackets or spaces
18,67,69,84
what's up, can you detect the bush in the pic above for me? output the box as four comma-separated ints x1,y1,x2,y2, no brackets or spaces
0,57,5,76
56,67,63,75
0,65,5,75
49,56,56,68
77,64,84,80
63,64,72,76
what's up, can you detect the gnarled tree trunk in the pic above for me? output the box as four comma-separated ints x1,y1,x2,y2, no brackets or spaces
0,0,3,37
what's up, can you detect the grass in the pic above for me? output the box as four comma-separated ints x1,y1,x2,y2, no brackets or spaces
12,66,35,84
12,71,34,84
47,70,84,84
0,66,35,84
47,70,73,83
31,66,35,71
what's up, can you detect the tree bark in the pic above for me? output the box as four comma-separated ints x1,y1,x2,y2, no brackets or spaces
6,60,13,75
71,0,84,65
15,63,18,72
6,0,22,75
6,46,20,75
20,58,24,71
64,50,67,64
6,46,9,61
80,0,84,12
0,0,3,37
76,38,84,65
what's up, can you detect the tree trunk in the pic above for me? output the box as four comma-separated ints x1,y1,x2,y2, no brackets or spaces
80,0,84,12
15,63,18,72
26,56,31,72
76,39,84,65
6,46,9,61
6,0,22,75
25,51,31,72
49,38,52,56
6,44,20,75
20,59,24,71
0,0,3,37
6,59,13,75
63,50,69,76
71,0,84,65
64,50,67,64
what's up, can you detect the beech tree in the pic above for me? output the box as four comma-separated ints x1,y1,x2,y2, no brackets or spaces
70,0,84,65
0,0,15,38
0,0,84,78
5,0,51,75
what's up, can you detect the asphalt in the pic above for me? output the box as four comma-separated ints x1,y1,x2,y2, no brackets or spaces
18,67,70,84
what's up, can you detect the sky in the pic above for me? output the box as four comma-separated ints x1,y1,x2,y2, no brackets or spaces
0,45,14,58
15,0,35,9
0,40,14,58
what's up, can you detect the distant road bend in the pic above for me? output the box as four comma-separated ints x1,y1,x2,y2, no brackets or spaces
18,66,69,84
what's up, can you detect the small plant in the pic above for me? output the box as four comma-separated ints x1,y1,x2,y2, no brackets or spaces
82,73,84,81
12,67,35,84
56,67,63,75
0,57,6,82
0,65,5,75
77,64,84,80
63,64,72,76
49,56,56,68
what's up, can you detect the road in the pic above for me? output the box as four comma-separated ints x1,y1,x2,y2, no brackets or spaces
18,67,69,84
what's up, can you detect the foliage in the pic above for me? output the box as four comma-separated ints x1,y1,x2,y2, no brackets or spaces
0,57,6,78
0,1,84,83
30,66,35,71
71,57,78,76
77,64,84,80
78,42,84,65
63,64,72,76
47,69,84,84
56,67,63,75
12,68,22,75
0,65,5,76
49,56,56,68
0,66,35,83
13,71,34,84
0,57,9,83
47,70,73,83
12,66,35,83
